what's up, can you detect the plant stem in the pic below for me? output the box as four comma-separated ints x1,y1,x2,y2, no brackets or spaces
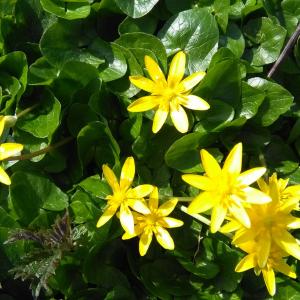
16,103,40,118
267,22,300,78
180,205,211,226
3,136,74,161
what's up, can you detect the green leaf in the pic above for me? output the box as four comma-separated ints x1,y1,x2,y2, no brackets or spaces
282,0,300,36
77,121,120,168
40,0,91,20
219,22,245,58
114,0,159,18
16,89,61,139
213,0,230,32
118,15,157,35
78,175,111,199
243,17,286,66
159,8,219,72
10,171,68,225
274,278,300,299
165,131,217,172
248,77,293,126
40,20,105,68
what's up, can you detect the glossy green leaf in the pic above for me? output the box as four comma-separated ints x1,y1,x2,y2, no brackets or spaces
40,0,90,20
78,175,111,199
159,8,219,72
118,15,157,35
114,0,159,18
248,77,293,126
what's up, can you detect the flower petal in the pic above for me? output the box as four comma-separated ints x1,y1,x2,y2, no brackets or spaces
211,204,227,233
235,253,256,272
167,51,186,87
96,205,118,228
120,157,135,191
152,103,169,133
144,55,166,83
160,217,184,228
238,167,266,186
233,229,256,245
170,102,189,133
179,95,210,110
0,167,11,185
257,233,271,268
223,143,242,176
128,199,151,214
120,203,134,234
229,202,251,228
149,186,159,210
0,143,23,160
182,174,213,191
287,217,300,229
187,191,214,214
200,149,221,178
102,164,119,192
127,96,161,112
219,220,241,233
178,71,206,92
129,184,153,198
129,75,155,92
274,260,296,278
158,198,178,216
139,230,153,256
155,226,174,250
274,230,300,260
262,267,276,296
243,187,271,204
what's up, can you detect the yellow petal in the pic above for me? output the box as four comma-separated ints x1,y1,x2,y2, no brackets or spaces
155,226,174,250
284,185,300,198
0,167,11,185
235,253,256,272
119,203,134,234
287,217,300,229
144,55,166,83
170,102,189,133
257,234,271,268
160,217,184,228
129,75,155,92
182,174,213,191
211,204,227,233
281,198,299,213
0,143,23,161
127,95,161,112
223,143,242,176
129,184,153,198
229,202,251,228
274,260,296,278
139,230,153,256
122,231,138,240
187,191,214,214
238,167,266,186
0,116,5,137
274,230,300,260
243,187,271,204
158,198,178,216
128,199,151,214
152,103,169,133
178,71,206,92
102,164,119,192
257,177,268,193
167,51,186,87
219,220,241,233
262,267,276,296
179,95,210,111
96,205,118,228
120,157,135,191
149,186,159,210
200,149,221,178
233,229,256,245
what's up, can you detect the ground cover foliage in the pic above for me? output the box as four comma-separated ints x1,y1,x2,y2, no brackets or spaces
0,0,300,299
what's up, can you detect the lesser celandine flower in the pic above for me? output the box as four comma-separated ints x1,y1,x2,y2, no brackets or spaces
97,157,153,234
235,241,296,296
128,51,210,133
122,187,183,256
221,173,300,264
182,143,271,233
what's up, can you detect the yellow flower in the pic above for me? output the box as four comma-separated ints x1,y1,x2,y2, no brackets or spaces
235,241,296,296
182,143,271,233
221,173,300,264
0,115,17,137
122,187,183,256
128,51,210,133
97,157,153,234
0,142,23,185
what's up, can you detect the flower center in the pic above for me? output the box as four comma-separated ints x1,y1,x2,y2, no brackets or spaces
161,87,178,102
111,191,126,205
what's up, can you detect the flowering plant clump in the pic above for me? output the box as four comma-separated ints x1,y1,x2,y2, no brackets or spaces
1,1,300,299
